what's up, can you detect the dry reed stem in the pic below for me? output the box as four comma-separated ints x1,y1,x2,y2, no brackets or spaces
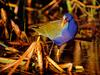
24,47,34,71
76,4,91,16
1,8,9,39
37,42,43,72
59,63,73,71
8,41,29,46
20,31,28,42
8,42,36,75
74,40,81,65
14,6,18,14
24,59,30,71
49,0,61,10
1,8,7,22
5,47,19,52
86,5,100,9
46,55,65,72
34,36,43,73
74,0,85,7
11,20,28,40
27,0,32,7
74,0,100,9
27,0,33,25
49,63,60,73
11,20,21,38
7,36,41,75
71,0,100,17
0,57,25,66
56,49,60,62
6,3,37,12
40,0,56,12
1,60,19,71
13,0,19,14
3,1,100,14
49,42,54,56
72,3,77,11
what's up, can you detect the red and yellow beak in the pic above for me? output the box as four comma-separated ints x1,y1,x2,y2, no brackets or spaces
61,18,68,28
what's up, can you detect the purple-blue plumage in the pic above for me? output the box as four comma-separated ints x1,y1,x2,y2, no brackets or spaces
53,13,78,46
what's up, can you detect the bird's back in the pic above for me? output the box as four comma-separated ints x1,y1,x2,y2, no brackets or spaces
32,20,63,39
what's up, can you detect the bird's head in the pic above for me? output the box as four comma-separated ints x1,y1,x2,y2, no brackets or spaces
61,13,73,27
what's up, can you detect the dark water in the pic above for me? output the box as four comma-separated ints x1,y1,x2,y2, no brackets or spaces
51,38,100,75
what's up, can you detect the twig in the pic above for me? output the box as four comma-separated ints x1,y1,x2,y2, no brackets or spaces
36,41,43,72
86,5,100,9
74,0,100,9
59,63,73,71
24,54,31,71
1,60,19,71
0,57,25,66
74,0,85,7
49,42,54,56
76,4,91,16
49,0,61,11
8,42,36,75
6,3,38,12
40,0,56,12
46,55,65,72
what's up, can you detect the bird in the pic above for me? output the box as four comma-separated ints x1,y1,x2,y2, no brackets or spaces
30,13,78,46
53,13,78,45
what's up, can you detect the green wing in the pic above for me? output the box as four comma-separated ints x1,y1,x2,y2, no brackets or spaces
32,20,63,40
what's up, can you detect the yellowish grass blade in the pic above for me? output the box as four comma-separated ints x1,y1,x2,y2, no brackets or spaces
5,47,19,53
36,41,43,72
59,63,73,71
46,55,65,72
1,8,9,39
8,42,36,75
11,20,21,38
0,57,25,66
1,8,7,22
11,20,28,41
